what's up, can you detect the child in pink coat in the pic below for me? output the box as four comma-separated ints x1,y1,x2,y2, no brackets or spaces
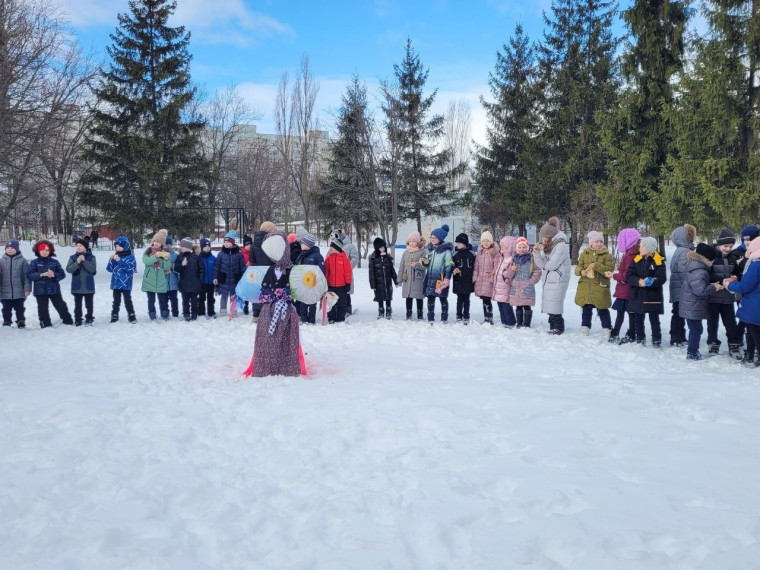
505,237,542,328
493,236,517,327
473,230,500,324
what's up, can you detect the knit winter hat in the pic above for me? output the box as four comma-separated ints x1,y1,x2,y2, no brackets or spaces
748,236,760,260
716,228,736,246
301,231,317,248
34,241,54,256
515,237,530,249
455,233,470,247
296,227,307,239
287,233,297,244
200,238,211,249
539,217,560,240
431,224,450,243
262,233,286,263
696,243,717,262
5,239,19,251
180,237,194,250
260,221,277,234
165,236,173,246
640,236,658,253
373,237,387,251
617,228,641,253
243,234,253,247
224,230,238,241
406,231,421,245
741,225,760,243
587,230,604,244
480,230,494,244
330,237,344,252
151,228,168,246
75,238,90,250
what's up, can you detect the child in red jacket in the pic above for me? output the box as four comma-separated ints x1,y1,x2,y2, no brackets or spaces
325,237,352,323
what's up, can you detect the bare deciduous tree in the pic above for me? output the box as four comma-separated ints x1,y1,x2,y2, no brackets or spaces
444,98,472,194
274,54,320,230
0,0,91,236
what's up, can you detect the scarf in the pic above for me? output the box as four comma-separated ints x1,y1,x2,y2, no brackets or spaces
150,246,162,270
513,253,531,265
406,245,420,253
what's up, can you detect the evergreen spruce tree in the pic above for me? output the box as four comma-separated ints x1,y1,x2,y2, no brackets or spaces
81,0,208,240
475,24,542,236
536,0,619,257
663,0,760,229
317,76,378,250
599,0,690,233
384,39,454,233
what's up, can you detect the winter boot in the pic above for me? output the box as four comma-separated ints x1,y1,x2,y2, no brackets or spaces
220,308,227,317
601,328,611,341
609,328,619,343
75,320,83,327
581,326,590,336
417,309,424,321
386,307,392,320
377,307,385,320
2,321,10,327
149,312,157,321
128,314,137,324
618,332,635,345
523,310,532,328
515,310,524,329
84,317,94,326
728,344,743,360
16,321,25,329
651,339,661,348
636,338,647,347
406,309,413,320
110,314,119,323
708,342,720,355
686,351,701,361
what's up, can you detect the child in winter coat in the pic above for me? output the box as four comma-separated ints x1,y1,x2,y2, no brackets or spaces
106,235,137,323
733,226,760,363
175,237,204,321
725,236,760,368
706,229,743,358
668,224,696,346
142,229,172,320
295,230,325,324
369,237,398,319
611,228,641,344
473,230,500,324
493,236,517,327
164,237,179,318
0,239,31,328
66,238,97,326
399,231,428,320
198,238,216,319
27,240,73,327
506,237,542,328
533,217,571,335
422,224,455,323
574,231,614,338
625,236,667,347
325,237,352,323
452,233,475,324
213,231,246,317
680,243,724,360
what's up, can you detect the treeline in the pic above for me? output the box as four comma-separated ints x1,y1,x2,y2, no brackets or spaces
324,0,760,258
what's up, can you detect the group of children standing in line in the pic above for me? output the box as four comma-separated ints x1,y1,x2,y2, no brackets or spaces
2,218,760,367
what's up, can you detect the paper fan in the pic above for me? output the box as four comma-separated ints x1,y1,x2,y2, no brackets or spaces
235,265,270,303
289,265,328,304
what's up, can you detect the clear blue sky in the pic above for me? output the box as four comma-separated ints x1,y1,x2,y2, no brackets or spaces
61,0,641,143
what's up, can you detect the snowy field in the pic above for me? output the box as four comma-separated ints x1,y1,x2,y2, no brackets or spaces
1,242,759,570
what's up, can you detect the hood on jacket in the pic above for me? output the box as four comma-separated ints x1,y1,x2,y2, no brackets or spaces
253,230,268,247
114,236,131,251
671,225,695,249
427,241,455,254
373,237,387,253
686,249,713,268
499,236,517,258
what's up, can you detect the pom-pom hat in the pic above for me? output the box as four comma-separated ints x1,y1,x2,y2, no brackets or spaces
539,217,560,240
431,224,450,242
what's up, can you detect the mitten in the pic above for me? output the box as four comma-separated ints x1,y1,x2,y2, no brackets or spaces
402,274,408,282
435,278,450,295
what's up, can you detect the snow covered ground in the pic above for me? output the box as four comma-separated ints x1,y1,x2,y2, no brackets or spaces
1,242,759,569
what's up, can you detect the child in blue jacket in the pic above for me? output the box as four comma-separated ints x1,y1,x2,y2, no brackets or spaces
198,238,216,318
106,236,137,323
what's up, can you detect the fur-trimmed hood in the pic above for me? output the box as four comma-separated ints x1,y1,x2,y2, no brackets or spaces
686,250,713,268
